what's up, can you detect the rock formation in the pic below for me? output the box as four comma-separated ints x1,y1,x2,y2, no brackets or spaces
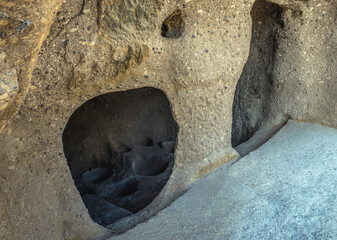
0,0,336,239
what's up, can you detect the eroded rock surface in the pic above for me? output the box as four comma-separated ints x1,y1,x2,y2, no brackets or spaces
0,0,65,132
0,0,336,239
232,0,337,147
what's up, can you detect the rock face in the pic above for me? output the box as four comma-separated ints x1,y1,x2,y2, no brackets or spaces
0,0,336,239
61,87,178,226
232,0,337,147
0,0,65,132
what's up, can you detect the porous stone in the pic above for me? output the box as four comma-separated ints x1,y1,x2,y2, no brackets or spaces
161,9,185,39
232,0,337,147
0,0,336,239
0,0,65,133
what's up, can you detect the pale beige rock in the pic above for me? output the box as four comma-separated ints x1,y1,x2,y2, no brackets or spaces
0,0,336,239
0,0,66,132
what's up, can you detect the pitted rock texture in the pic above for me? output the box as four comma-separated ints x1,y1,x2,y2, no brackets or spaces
0,0,65,132
232,0,337,147
0,0,336,239
232,0,283,146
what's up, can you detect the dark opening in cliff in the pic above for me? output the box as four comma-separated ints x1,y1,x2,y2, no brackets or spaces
231,0,283,149
62,87,178,227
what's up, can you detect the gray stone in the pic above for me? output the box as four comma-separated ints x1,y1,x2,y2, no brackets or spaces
82,194,132,226
82,167,112,183
75,182,96,196
0,12,8,19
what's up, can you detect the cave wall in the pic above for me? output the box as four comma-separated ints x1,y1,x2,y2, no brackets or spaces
267,0,337,127
0,0,65,132
233,0,337,147
0,0,336,239
63,87,178,179
232,0,283,147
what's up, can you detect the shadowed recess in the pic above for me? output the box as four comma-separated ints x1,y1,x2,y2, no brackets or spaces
161,9,185,39
232,0,283,147
62,87,178,227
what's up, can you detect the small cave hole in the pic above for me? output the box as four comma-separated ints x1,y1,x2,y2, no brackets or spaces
161,9,185,39
62,87,178,227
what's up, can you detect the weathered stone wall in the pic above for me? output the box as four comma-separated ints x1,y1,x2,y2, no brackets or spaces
233,0,337,146
0,0,336,239
0,0,65,132
269,0,337,127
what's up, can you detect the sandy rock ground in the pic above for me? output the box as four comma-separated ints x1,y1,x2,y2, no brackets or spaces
109,120,337,240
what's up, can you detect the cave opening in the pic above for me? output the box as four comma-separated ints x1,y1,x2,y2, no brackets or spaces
62,87,178,227
231,0,283,149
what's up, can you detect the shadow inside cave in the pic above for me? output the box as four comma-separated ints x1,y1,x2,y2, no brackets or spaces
232,0,284,148
62,87,178,227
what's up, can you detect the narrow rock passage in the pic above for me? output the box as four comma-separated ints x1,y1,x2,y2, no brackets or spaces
109,120,337,239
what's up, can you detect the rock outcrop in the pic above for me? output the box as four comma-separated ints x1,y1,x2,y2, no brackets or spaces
0,0,336,239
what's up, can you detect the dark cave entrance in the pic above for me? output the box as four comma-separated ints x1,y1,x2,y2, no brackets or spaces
62,87,178,227
231,0,283,148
